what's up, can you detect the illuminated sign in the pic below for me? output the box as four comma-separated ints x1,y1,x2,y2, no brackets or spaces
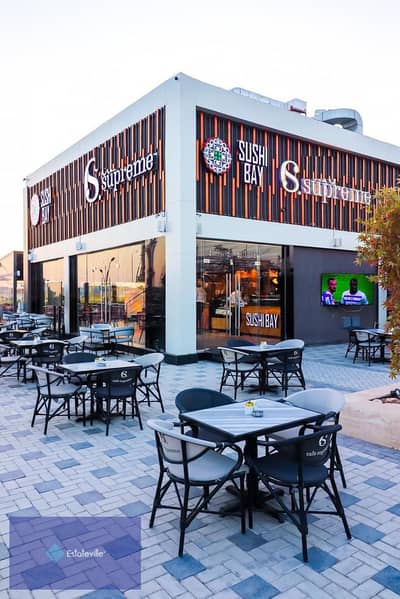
280,159,372,205
237,140,267,185
30,188,52,226
84,152,158,204
245,311,279,329
202,137,232,174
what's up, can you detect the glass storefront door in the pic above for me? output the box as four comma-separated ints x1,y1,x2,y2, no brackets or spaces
196,240,284,349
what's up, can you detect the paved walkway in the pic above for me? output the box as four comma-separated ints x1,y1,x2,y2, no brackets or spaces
0,344,399,598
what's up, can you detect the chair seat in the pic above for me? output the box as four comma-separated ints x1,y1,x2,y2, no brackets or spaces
47,383,82,397
254,453,328,486
168,451,248,484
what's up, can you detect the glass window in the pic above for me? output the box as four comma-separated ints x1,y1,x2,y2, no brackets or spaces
76,239,165,349
196,239,283,349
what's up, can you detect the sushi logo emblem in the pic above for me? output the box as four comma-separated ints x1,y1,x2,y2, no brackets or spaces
202,137,232,175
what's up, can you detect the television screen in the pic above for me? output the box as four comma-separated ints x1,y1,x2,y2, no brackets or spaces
321,273,374,306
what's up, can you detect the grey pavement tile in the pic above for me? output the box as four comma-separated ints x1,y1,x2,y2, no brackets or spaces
0,343,399,598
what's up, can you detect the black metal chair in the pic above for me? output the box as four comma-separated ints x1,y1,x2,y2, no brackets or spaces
134,352,165,413
265,340,305,397
0,343,21,378
218,347,261,399
344,329,357,359
352,330,384,366
175,388,235,441
65,335,89,353
31,341,65,370
247,420,351,562
147,418,248,556
270,388,347,488
30,366,87,435
83,327,116,356
62,351,97,385
93,366,142,435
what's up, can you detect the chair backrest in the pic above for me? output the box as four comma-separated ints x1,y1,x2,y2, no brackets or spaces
218,347,247,365
62,351,97,364
134,352,164,369
34,341,65,360
66,335,88,347
353,330,369,343
176,387,235,413
113,327,134,343
287,388,345,416
94,366,141,396
274,339,305,350
0,330,25,342
274,424,342,468
31,365,62,395
289,424,341,469
272,345,303,367
148,419,216,467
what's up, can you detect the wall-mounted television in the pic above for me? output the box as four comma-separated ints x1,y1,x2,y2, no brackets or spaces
321,273,374,306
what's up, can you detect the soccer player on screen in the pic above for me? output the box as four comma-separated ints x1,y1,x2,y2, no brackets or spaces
340,278,368,305
321,277,337,305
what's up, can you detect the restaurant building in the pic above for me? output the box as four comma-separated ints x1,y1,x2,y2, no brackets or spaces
23,74,400,362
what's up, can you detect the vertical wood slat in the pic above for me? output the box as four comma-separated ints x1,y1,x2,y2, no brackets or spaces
28,107,166,249
195,110,400,234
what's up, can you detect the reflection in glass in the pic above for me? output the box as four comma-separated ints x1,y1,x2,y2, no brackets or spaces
77,239,165,350
196,239,283,349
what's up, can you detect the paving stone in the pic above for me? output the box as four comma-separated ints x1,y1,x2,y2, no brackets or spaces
0,344,400,597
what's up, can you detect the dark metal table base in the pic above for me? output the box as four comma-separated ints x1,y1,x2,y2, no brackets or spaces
220,484,285,522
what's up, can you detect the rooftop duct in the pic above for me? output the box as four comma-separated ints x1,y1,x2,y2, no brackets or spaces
314,108,363,134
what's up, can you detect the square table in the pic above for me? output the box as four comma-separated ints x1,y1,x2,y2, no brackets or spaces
60,358,139,376
180,398,320,515
60,359,142,425
234,344,286,393
11,338,64,383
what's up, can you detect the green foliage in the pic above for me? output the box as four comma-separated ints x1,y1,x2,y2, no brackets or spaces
357,187,400,376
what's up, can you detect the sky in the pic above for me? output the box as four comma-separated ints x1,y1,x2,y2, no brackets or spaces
0,0,399,257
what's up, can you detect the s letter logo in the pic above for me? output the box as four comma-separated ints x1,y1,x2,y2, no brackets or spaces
84,158,100,203
280,160,300,193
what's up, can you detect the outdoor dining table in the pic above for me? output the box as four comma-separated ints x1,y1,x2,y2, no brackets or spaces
180,397,320,515
10,338,63,382
354,328,392,363
59,358,141,424
60,358,139,376
234,344,285,393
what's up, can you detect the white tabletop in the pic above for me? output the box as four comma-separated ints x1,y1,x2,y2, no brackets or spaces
10,338,63,348
60,359,140,374
180,398,319,442
234,344,280,353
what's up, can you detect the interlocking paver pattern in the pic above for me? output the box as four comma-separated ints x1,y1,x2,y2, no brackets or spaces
0,343,399,598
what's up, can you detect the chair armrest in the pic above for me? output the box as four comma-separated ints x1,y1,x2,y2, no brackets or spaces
215,442,244,468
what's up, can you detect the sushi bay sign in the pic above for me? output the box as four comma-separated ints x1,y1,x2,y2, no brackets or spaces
203,137,371,204
84,151,158,204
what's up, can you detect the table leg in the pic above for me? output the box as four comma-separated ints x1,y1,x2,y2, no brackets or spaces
219,438,284,522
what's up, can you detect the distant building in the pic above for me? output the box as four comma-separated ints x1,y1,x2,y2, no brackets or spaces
23,74,400,362
0,251,23,315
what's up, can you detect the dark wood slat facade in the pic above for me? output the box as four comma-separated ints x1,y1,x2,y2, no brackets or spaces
196,110,400,232
28,107,165,249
